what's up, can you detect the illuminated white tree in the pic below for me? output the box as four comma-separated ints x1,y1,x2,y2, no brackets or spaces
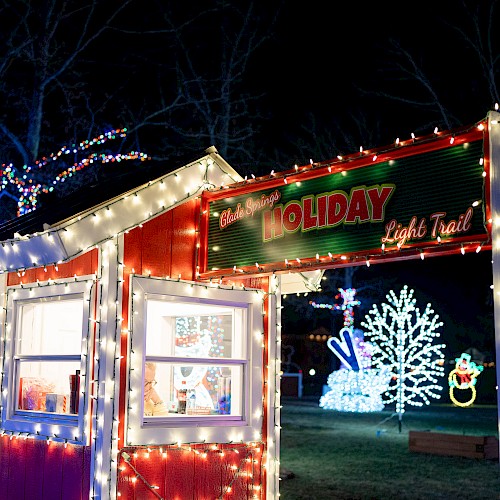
360,285,446,429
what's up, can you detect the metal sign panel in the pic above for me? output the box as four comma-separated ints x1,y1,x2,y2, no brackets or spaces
205,138,487,272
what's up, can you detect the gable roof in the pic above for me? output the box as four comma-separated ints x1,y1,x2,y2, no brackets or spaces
0,147,243,273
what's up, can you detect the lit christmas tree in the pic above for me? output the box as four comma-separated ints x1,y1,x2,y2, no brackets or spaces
361,285,446,430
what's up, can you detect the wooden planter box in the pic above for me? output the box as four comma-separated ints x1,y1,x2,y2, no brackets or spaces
409,431,499,460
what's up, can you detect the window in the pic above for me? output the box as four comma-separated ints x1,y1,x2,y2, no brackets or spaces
1,277,95,444
144,300,246,419
127,277,265,446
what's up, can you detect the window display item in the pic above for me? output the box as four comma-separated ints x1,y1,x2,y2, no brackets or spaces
19,377,55,411
177,380,187,414
217,376,231,415
69,370,80,414
46,393,68,413
186,389,196,413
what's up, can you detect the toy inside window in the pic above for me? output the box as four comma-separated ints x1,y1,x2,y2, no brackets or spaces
15,296,83,415
143,299,246,417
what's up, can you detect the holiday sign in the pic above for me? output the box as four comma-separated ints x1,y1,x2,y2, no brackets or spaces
204,137,487,271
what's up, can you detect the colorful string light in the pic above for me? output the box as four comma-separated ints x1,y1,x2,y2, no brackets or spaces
0,128,150,216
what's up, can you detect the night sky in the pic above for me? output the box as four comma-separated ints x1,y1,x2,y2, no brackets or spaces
354,251,494,350
251,1,491,156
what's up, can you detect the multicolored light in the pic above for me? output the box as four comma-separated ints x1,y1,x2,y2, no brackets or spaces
1,128,149,216
310,287,360,329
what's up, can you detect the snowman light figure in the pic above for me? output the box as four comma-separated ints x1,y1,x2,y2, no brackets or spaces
174,329,215,410
448,352,484,407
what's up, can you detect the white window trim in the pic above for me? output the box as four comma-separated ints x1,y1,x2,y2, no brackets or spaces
126,276,264,446
0,276,96,444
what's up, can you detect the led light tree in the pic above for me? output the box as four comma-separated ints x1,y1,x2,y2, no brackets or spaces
361,285,446,431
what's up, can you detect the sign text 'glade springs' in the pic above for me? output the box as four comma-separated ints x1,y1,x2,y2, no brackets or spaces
219,189,282,229
217,185,475,247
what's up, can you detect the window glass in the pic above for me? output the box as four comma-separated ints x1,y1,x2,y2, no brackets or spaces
145,300,245,358
17,298,83,355
144,298,246,418
143,362,242,417
16,361,81,414
14,296,83,416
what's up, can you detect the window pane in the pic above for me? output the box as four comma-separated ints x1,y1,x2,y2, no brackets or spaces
145,299,246,359
17,297,84,355
16,361,81,414
143,362,242,417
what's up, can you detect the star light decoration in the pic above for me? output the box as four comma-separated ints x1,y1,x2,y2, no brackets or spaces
360,285,446,420
1,128,149,216
310,288,370,368
313,288,391,413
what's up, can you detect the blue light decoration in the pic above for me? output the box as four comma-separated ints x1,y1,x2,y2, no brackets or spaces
361,286,446,425
327,327,361,371
320,327,392,412
313,288,391,413
311,288,369,369
448,352,484,407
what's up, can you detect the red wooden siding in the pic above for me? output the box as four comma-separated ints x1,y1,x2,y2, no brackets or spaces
117,443,264,499
171,200,199,280
7,249,98,286
123,200,199,281
118,214,269,499
119,202,200,442
0,437,91,499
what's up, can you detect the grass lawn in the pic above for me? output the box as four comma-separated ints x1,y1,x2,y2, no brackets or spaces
279,398,500,499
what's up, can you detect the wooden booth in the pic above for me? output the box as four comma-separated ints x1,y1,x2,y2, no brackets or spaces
0,110,500,499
